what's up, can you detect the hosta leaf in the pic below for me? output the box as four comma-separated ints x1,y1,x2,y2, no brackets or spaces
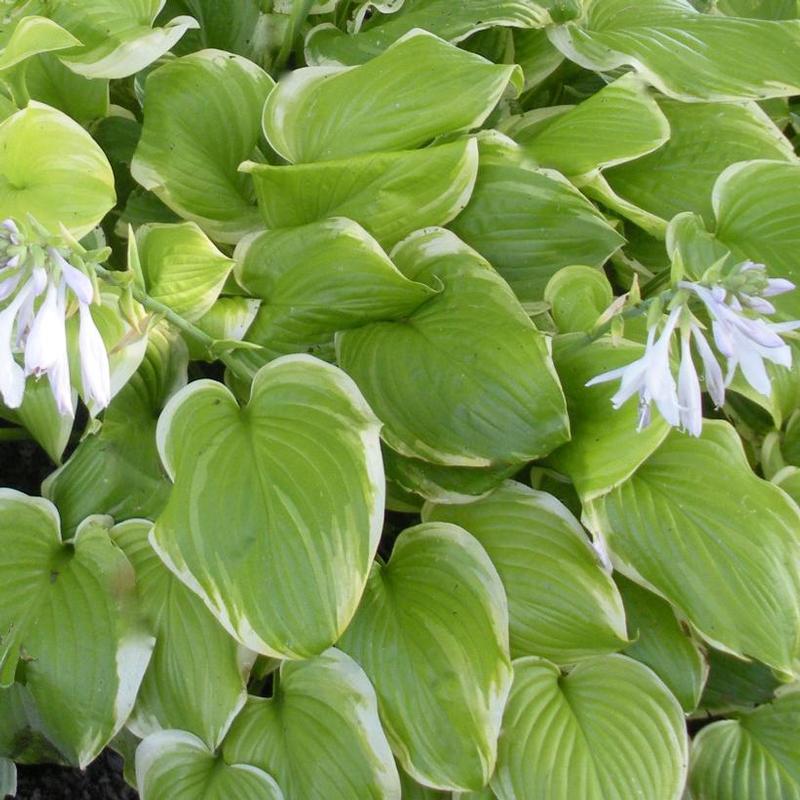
187,297,261,362
136,730,284,800
132,50,274,244
25,53,109,125
617,575,707,713
224,650,401,799
548,0,800,101
717,0,800,18
384,446,520,505
424,481,629,663
504,73,670,178
546,334,670,500
162,0,264,58
234,218,436,366
448,135,623,302
492,655,688,800
112,520,251,750
512,28,564,90
0,377,73,464
136,222,234,321
244,139,478,250
689,687,800,800
45,324,187,534
700,649,780,714
586,422,800,675
0,102,114,238
264,31,522,163
0,494,153,767
305,0,550,66
605,99,797,228
713,159,800,318
337,228,570,466
0,757,14,798
0,15,79,72
50,0,199,79
152,356,384,659
339,522,512,791
544,265,613,334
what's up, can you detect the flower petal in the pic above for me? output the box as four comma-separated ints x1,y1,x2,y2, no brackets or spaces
78,303,111,410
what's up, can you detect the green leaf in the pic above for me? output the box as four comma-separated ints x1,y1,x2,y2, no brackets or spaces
586,422,800,675
0,102,115,237
136,222,234,321
25,52,109,125
544,265,613,334
264,30,522,163
689,687,800,800
234,217,436,366
545,334,671,500
162,0,265,58
424,481,628,663
337,228,570,467
549,0,800,101
223,649,401,799
0,16,79,72
0,757,14,798
0,377,73,464
111,520,250,749
132,50,274,244
717,0,800,19
152,356,384,659
187,297,261,362
512,27,564,90
605,99,797,229
44,324,187,534
135,730,284,800
305,0,550,66
700,649,780,714
448,135,624,303
51,0,199,79
492,655,688,800
384,446,520,505
339,522,512,792
504,73,670,178
243,139,478,250
0,495,153,767
713,159,800,318
617,575,707,713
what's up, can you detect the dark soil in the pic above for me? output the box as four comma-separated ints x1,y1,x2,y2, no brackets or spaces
14,752,137,800
1,438,139,799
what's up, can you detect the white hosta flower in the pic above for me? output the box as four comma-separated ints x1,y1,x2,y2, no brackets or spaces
681,281,797,398
0,223,113,416
587,306,681,431
677,327,702,438
78,302,111,409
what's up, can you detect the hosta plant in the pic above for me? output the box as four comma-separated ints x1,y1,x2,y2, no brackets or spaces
1,1,800,799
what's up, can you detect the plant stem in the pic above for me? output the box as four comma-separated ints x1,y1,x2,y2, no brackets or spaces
94,266,255,384
272,0,315,76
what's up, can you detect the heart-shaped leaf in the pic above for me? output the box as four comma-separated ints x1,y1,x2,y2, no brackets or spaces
234,217,436,366
243,138,479,250
448,135,623,303
152,355,384,659
424,481,629,663
337,228,570,467
264,30,522,163
492,655,688,800
224,649,401,799
586,422,800,675
136,730,284,800
689,687,800,800
0,494,153,767
339,522,512,792
0,102,115,237
132,50,274,244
